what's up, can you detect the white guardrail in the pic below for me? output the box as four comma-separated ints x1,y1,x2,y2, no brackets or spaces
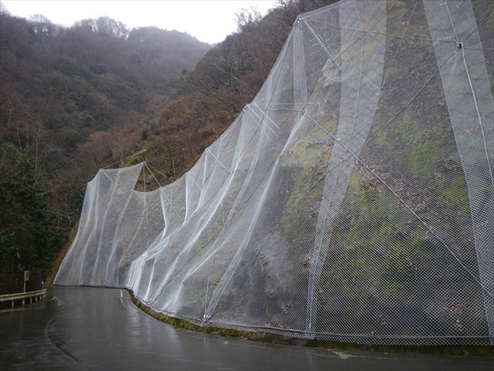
0,289,47,307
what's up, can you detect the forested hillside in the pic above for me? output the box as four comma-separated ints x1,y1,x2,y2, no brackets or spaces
140,0,339,185
0,0,337,276
0,6,209,274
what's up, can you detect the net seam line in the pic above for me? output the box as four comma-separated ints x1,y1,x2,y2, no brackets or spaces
460,46,494,188
429,0,494,343
299,16,341,71
306,0,386,333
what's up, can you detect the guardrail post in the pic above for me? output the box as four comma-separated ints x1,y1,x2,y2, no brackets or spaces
0,289,48,309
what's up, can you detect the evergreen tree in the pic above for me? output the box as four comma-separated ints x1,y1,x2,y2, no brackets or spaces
0,143,63,276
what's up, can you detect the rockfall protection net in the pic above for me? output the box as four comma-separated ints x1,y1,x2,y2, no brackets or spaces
55,0,494,345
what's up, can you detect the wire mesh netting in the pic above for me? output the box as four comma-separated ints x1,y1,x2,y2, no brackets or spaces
55,0,494,345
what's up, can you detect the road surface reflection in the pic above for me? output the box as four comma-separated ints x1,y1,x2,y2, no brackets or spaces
0,286,491,370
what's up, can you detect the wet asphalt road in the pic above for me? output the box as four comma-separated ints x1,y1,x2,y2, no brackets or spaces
0,286,492,371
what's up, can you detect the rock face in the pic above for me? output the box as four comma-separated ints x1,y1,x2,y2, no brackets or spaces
55,0,494,346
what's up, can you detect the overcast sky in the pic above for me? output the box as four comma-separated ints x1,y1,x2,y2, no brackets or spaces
2,1,279,44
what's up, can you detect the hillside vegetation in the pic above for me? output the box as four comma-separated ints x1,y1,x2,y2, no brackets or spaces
0,0,337,276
